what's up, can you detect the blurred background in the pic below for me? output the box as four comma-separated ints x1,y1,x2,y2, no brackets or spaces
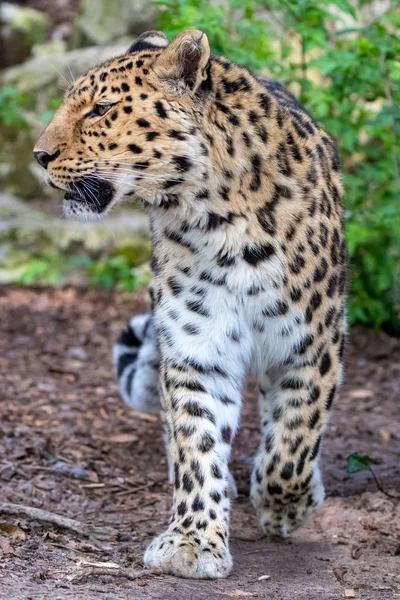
0,0,399,333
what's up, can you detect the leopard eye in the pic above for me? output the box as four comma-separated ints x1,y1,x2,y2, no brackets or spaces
85,102,114,119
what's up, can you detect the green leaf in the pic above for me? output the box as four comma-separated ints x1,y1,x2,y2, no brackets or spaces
346,453,373,474
334,0,356,19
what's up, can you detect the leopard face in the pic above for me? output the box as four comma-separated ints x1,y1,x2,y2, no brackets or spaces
34,31,211,220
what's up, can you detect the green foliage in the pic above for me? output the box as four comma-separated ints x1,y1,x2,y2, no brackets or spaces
79,255,140,292
157,0,276,72
17,245,151,292
0,87,63,128
40,96,64,124
0,87,29,128
346,452,373,474
157,0,400,330
346,452,398,498
18,255,63,285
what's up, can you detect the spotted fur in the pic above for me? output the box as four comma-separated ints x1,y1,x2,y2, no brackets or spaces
34,29,347,579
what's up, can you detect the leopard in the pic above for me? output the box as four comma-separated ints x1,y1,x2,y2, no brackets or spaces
34,29,347,579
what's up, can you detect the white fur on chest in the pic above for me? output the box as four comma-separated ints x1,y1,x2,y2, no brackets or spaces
153,217,306,376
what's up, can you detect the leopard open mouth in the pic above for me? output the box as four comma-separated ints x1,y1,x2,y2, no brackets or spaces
64,178,115,213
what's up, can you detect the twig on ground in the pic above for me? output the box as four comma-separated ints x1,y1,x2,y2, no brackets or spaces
0,503,117,541
114,483,154,496
231,534,265,542
131,410,159,422
67,565,160,583
369,467,400,500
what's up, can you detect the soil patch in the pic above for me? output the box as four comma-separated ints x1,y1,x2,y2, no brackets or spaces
0,286,399,599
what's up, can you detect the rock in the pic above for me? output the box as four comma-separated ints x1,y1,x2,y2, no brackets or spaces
35,480,57,491
74,0,160,46
0,466,16,482
49,461,93,481
1,42,129,95
66,347,88,361
0,122,45,199
0,3,48,68
0,193,150,285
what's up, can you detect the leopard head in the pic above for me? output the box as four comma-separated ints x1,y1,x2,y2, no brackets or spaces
34,30,212,220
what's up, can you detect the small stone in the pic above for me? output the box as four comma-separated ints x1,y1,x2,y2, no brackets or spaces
75,0,159,45
35,479,56,491
0,466,16,482
0,2,48,68
67,347,87,361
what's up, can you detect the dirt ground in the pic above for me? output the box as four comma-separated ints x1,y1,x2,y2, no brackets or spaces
0,286,399,600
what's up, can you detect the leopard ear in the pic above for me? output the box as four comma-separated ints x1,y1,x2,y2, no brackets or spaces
152,30,210,94
127,31,168,54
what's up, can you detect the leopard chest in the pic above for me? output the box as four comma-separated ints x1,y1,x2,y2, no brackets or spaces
150,220,306,370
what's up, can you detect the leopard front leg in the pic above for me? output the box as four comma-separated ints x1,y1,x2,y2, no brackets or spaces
144,359,243,578
251,345,342,537
144,296,246,578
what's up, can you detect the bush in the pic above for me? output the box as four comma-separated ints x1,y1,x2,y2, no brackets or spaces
0,87,29,128
17,244,151,292
158,0,400,331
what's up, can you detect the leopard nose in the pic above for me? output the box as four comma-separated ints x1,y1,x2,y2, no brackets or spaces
33,149,60,169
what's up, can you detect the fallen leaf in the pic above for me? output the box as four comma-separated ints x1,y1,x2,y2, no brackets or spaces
219,592,257,598
258,574,271,581
379,429,391,442
351,546,362,560
348,389,373,399
0,522,25,541
361,521,378,531
333,567,347,584
344,590,356,598
95,433,138,444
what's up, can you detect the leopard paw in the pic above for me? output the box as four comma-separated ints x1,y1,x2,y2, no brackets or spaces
251,469,325,537
144,530,232,579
